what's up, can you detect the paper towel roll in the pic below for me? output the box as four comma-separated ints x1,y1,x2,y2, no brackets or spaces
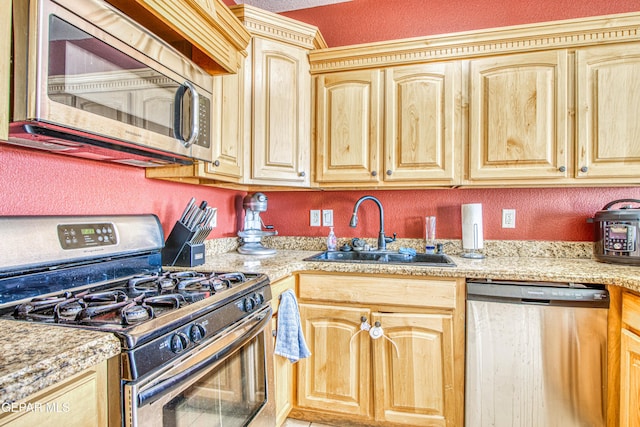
461,203,483,250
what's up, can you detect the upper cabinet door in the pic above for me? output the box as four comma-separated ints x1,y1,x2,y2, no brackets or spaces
468,50,569,182
315,69,382,184
384,63,462,184
206,70,244,181
251,38,310,185
576,43,640,181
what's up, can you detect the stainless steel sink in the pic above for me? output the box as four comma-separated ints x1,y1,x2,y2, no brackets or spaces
303,250,456,267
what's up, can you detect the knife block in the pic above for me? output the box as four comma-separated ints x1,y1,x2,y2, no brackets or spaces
162,221,205,267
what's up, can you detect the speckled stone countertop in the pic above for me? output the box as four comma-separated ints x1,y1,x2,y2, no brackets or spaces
3,238,638,408
198,248,640,293
0,321,120,405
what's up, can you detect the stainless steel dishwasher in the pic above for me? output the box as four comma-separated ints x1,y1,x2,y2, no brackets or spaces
465,279,609,427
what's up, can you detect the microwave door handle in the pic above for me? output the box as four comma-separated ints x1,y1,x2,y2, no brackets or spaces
173,81,200,148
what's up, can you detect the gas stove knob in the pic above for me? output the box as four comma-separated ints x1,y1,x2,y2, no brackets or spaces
243,297,256,312
170,332,190,353
189,323,206,343
253,292,264,305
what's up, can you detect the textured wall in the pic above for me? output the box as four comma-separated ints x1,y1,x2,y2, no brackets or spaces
0,145,244,238
259,188,640,242
280,0,640,47
4,0,640,242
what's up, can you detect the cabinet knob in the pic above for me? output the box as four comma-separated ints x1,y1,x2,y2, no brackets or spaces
386,170,393,176
299,171,306,177
580,166,588,173
213,160,220,167
558,166,566,173
371,170,378,177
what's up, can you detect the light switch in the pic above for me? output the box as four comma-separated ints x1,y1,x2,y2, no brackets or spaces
322,210,334,226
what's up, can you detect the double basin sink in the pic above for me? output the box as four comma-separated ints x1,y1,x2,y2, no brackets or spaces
304,250,456,267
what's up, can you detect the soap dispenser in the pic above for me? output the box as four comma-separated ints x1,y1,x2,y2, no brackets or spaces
327,227,337,251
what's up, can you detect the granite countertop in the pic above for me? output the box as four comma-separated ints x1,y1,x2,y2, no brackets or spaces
197,249,640,292
0,321,120,405
2,246,638,408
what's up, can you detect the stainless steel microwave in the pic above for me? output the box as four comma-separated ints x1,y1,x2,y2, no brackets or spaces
9,0,213,167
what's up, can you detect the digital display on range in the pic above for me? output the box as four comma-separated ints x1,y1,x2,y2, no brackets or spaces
57,223,117,249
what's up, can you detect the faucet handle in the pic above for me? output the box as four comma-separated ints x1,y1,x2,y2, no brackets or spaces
384,233,397,244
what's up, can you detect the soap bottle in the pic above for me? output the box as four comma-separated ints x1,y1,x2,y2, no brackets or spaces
327,227,337,251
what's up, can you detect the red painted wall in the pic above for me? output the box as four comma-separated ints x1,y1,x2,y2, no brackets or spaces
279,0,640,47
259,188,640,242
0,145,244,238
3,1,640,243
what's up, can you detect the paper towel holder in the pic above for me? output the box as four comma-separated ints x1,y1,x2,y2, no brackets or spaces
461,203,485,259
461,223,485,259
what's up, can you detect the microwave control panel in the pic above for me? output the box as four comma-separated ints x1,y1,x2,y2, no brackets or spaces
57,223,118,249
603,222,637,252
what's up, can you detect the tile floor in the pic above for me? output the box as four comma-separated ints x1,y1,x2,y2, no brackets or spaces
282,418,337,427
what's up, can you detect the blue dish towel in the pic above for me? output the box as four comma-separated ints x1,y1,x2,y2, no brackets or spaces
274,289,311,363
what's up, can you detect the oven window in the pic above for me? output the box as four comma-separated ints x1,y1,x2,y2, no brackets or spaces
162,333,267,427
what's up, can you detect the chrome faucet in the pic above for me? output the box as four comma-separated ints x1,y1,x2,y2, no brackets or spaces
349,195,396,250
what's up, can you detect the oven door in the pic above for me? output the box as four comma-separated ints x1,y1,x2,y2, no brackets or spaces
123,305,274,427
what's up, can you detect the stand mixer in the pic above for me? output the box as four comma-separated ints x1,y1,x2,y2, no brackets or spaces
237,192,278,255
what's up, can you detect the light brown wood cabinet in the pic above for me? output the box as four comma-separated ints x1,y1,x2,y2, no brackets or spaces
314,63,462,187
0,361,110,427
1,0,11,141
315,69,383,184
147,5,324,188
244,35,312,186
270,275,297,427
620,291,640,427
105,0,250,74
293,273,465,427
467,50,570,182
207,67,245,181
576,42,640,182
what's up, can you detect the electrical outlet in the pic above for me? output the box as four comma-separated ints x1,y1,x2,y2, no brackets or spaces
322,209,334,227
502,209,516,228
310,210,321,227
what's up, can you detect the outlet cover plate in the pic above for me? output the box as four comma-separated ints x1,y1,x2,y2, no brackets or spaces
322,209,334,226
502,209,516,228
310,210,321,227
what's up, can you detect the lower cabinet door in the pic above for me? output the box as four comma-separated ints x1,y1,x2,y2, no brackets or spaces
620,328,640,427
372,312,455,427
0,362,108,427
297,303,372,419
272,315,294,426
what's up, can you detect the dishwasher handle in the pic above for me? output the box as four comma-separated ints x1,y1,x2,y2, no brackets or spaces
466,281,609,308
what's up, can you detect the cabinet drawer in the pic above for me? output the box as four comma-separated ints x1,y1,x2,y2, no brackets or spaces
298,273,460,309
623,291,640,333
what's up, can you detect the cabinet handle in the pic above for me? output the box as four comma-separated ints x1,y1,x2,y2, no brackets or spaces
213,160,220,167
299,171,306,177
580,166,588,173
386,170,393,176
349,316,372,348
371,171,378,177
558,166,566,173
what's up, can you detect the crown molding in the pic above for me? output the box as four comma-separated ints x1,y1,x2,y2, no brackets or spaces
230,4,327,49
309,12,640,73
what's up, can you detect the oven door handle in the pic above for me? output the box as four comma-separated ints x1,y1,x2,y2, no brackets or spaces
137,306,271,407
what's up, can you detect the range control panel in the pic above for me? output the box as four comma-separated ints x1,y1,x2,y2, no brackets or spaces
604,222,637,252
57,222,118,249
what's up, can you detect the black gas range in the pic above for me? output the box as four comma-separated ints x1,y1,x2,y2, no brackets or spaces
0,215,271,381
